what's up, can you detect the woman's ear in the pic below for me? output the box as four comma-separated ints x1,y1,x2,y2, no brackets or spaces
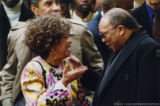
30,4,39,16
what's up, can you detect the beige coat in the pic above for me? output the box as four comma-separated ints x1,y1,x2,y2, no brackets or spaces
0,19,103,106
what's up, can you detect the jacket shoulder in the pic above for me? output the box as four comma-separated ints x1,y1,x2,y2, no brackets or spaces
132,3,146,16
68,18,86,27
11,21,28,30
8,21,28,42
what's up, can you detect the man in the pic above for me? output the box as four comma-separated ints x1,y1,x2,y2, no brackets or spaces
87,0,133,65
92,8,160,106
70,0,97,24
0,0,103,105
0,0,33,70
132,0,160,41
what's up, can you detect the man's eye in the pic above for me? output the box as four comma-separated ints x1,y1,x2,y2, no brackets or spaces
101,35,105,38
99,33,105,37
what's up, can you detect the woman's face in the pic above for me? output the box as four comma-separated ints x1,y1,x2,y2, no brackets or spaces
52,34,72,60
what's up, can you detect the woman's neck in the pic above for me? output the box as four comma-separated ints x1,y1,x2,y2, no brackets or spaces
46,57,61,67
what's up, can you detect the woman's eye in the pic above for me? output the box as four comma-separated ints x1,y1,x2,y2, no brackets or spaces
45,1,52,6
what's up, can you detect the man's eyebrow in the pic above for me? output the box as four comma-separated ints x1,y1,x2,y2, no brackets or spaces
100,30,107,34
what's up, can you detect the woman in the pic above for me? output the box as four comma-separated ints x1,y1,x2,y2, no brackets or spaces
21,13,92,106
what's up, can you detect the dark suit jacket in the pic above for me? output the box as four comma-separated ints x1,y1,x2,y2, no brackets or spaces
87,9,112,66
92,31,160,106
0,3,33,70
132,2,152,36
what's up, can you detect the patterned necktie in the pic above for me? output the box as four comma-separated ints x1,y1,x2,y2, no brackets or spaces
152,10,160,42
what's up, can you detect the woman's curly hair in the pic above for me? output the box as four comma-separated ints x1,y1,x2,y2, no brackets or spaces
25,12,71,59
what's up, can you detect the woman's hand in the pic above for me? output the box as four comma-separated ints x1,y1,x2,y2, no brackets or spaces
61,65,88,87
66,55,81,68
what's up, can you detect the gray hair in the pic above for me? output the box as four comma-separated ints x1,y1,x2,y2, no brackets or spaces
103,8,141,30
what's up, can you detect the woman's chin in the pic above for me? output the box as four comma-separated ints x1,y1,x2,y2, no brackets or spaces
63,53,70,59
66,53,71,57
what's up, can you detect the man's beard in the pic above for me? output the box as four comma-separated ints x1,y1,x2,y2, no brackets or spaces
78,5,92,14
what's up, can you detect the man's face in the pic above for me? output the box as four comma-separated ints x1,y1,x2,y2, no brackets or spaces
3,0,19,8
32,0,61,16
99,17,125,53
147,0,160,9
74,0,93,13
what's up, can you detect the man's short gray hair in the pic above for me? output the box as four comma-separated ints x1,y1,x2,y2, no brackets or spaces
103,8,140,30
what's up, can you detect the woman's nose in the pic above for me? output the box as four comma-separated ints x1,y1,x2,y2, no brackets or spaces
52,3,61,12
68,38,72,44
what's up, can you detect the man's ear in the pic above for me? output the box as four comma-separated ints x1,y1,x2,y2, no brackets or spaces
117,25,125,36
30,4,39,16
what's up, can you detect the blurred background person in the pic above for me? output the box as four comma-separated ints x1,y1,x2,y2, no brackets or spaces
132,0,160,42
117,0,134,12
0,0,33,70
70,0,97,24
21,13,92,106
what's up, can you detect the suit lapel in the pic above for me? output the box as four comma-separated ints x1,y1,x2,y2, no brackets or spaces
96,31,148,99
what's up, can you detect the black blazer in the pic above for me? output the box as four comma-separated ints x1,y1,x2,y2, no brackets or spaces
0,3,33,69
92,31,160,106
132,2,152,36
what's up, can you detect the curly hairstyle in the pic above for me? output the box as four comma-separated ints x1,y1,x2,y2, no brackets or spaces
25,12,71,59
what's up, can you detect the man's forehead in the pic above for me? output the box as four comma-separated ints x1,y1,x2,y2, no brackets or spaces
99,17,110,26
